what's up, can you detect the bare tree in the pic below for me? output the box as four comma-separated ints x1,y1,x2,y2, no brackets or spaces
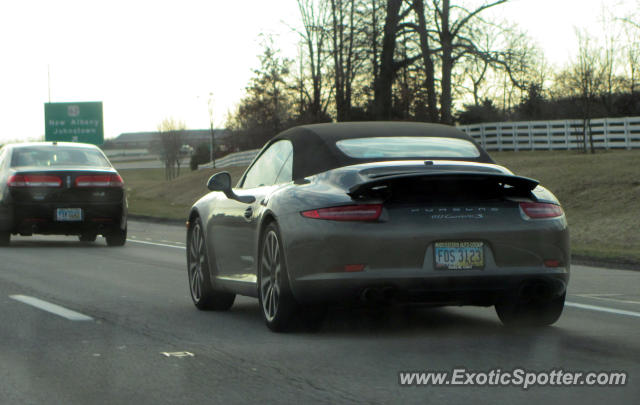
157,117,186,180
624,33,640,94
368,0,383,88
620,11,640,93
403,0,512,122
565,30,606,153
295,0,332,121
372,0,416,119
329,0,364,121
412,0,439,121
456,21,500,107
432,0,509,123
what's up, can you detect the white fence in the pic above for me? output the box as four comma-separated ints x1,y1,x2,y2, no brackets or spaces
204,116,640,169
458,116,640,151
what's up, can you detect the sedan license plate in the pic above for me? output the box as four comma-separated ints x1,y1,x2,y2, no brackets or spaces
55,208,83,222
435,241,484,270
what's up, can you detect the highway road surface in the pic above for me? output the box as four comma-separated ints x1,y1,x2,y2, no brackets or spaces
1,220,638,404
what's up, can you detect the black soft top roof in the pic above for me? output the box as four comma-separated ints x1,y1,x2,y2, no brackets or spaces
267,121,494,180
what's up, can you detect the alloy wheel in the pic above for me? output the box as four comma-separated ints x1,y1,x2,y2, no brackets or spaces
188,223,206,303
260,230,281,322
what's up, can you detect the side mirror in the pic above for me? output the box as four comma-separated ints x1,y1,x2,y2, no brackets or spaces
207,172,255,204
207,172,231,192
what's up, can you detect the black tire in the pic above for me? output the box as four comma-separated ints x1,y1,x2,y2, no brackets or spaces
79,233,97,242
0,231,9,246
106,227,127,246
496,291,566,327
258,222,299,332
187,217,235,310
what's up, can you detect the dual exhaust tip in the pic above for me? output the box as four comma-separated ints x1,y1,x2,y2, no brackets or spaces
360,281,555,304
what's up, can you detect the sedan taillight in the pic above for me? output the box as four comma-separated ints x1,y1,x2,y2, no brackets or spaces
75,174,124,187
301,204,382,221
519,202,564,219
7,174,62,187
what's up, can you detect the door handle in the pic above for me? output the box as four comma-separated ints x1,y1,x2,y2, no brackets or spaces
244,207,253,220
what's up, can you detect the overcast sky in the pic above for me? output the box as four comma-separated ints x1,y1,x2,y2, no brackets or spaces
0,0,632,143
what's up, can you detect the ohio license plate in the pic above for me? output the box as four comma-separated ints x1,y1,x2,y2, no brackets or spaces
434,241,484,270
55,208,83,222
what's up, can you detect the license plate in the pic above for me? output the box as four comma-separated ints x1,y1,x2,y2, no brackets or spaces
434,241,484,270
55,208,83,222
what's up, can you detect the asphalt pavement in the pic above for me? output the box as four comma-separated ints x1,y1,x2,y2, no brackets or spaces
1,220,638,404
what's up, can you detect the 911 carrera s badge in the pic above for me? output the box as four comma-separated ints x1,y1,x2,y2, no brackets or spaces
410,207,497,219
431,214,484,219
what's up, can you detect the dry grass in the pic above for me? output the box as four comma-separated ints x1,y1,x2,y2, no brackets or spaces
492,150,640,262
120,166,247,220
121,150,640,263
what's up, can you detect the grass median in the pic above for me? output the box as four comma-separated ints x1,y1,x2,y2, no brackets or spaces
120,149,640,266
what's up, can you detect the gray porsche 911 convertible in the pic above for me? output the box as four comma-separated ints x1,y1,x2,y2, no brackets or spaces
186,122,569,331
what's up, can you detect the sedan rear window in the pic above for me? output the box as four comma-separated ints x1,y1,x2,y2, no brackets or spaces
11,147,111,168
335,136,481,159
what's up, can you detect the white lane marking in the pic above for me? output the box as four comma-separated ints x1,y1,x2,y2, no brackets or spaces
10,295,93,321
566,301,640,319
574,294,640,305
161,351,194,358
127,239,186,250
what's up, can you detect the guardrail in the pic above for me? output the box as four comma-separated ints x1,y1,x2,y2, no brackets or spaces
457,116,640,151
199,149,259,169
203,116,640,169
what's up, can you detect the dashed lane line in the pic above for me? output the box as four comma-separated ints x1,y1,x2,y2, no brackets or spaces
10,295,93,321
126,239,186,250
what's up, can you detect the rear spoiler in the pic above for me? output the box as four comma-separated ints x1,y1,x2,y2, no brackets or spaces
347,171,539,197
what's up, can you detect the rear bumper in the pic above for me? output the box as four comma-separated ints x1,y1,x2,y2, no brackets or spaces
279,210,570,305
3,201,126,235
289,267,569,305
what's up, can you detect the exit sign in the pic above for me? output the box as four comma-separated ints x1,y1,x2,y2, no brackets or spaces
44,102,104,145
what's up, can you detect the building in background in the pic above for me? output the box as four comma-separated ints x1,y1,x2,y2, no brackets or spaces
103,129,233,155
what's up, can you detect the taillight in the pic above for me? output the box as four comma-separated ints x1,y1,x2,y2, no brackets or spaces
520,202,564,219
7,174,62,187
75,174,124,187
544,259,561,268
301,204,382,221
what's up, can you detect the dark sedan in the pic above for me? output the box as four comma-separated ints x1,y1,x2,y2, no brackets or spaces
186,122,569,331
0,142,127,246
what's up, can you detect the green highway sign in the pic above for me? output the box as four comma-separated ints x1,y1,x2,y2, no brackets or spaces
44,102,104,145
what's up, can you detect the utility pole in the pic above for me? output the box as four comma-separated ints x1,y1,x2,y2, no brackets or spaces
207,93,215,168
47,64,51,103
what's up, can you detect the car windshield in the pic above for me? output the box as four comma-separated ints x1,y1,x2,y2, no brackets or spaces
10,147,111,167
335,136,481,159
